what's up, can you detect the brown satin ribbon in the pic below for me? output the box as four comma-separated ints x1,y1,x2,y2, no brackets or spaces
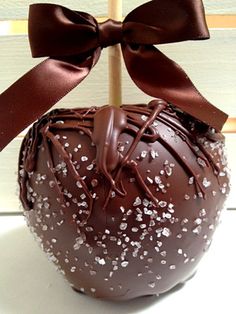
0,0,228,151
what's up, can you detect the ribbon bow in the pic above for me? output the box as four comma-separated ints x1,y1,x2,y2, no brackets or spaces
0,0,228,151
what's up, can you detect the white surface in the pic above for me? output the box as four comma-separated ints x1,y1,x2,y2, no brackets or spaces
0,211,235,314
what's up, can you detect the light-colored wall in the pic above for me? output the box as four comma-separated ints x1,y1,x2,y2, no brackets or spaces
0,0,236,19
0,0,235,212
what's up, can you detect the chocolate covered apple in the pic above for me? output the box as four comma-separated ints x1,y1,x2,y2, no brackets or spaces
0,0,230,302
18,100,230,300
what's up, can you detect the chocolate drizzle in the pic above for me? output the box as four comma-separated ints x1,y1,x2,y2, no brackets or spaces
19,100,224,219
92,106,127,185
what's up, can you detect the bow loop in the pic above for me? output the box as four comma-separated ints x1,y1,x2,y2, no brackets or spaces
29,4,99,57
124,0,210,44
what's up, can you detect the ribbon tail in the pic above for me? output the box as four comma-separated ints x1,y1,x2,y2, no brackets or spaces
123,44,228,131
0,48,101,151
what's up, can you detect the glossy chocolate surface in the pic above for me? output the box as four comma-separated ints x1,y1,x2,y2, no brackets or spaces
19,101,230,300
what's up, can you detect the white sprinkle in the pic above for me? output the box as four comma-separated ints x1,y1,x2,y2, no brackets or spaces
149,220,155,226
198,192,203,198
144,208,153,216
194,218,202,225
70,266,76,273
189,177,194,185
81,156,88,162
202,177,211,188
64,143,69,148
154,176,161,185
162,227,171,237
150,149,159,159
76,181,83,188
118,145,125,152
133,197,142,207
42,225,48,231
220,187,226,194
197,157,207,167
120,223,128,231
165,165,172,176
132,227,139,233
91,288,96,293
147,177,153,184
209,224,214,230
199,208,206,217
119,206,125,214
148,282,156,288
95,257,106,265
192,225,202,235
219,172,226,177
141,151,148,159
163,212,172,219
178,248,183,255
86,226,94,232
125,237,130,243
86,164,94,171
141,115,148,121
160,251,167,257
74,234,86,250
184,194,190,200
49,180,56,188
153,120,159,127
51,238,57,243
159,201,167,208
121,261,129,268
169,265,176,270
80,193,86,200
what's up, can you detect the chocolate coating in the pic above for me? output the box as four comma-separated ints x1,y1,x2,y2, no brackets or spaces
18,101,230,300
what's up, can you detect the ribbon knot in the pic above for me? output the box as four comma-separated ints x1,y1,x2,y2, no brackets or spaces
98,19,123,48
0,0,228,152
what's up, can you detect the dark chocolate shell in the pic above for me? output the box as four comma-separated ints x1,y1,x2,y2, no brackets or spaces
18,101,230,300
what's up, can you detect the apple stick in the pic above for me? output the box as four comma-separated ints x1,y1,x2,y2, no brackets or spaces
108,0,122,107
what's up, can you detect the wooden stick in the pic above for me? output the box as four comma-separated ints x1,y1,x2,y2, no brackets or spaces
108,0,122,107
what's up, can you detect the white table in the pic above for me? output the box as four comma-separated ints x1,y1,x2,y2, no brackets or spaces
0,210,235,314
